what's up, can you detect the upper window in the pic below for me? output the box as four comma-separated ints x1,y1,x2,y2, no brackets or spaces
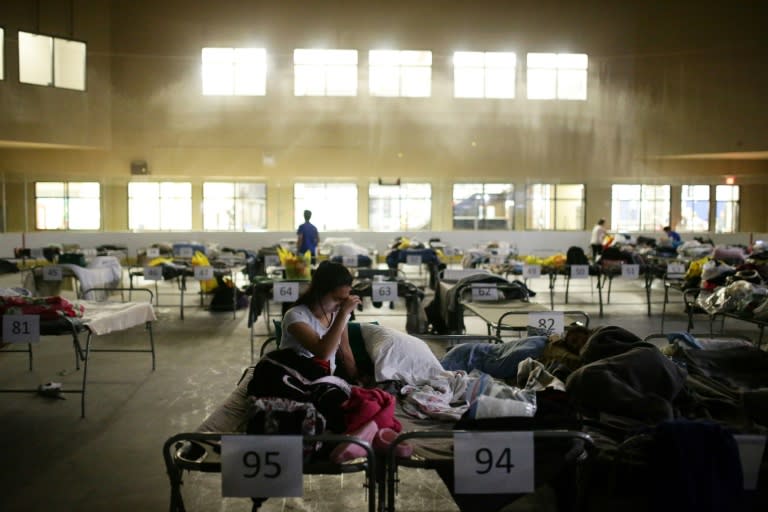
128,182,192,231
611,184,669,232
1,27,5,81
19,31,86,90
294,49,357,96
715,185,739,233
369,183,431,231
452,183,514,230
453,51,516,99
203,182,267,231
526,184,585,230
369,50,432,97
680,185,710,232
201,47,267,96
526,53,587,100
294,183,358,230
35,182,100,230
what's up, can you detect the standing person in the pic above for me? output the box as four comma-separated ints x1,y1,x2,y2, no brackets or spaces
297,209,320,260
590,218,608,260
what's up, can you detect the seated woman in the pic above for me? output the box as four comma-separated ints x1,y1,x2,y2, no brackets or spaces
247,261,406,463
278,260,363,381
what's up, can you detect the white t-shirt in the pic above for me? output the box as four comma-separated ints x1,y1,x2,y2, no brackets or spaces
590,224,607,245
280,304,339,373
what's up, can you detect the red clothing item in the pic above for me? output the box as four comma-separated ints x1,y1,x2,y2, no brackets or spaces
341,387,401,434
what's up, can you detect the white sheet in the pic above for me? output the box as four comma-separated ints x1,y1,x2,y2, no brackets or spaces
81,300,156,335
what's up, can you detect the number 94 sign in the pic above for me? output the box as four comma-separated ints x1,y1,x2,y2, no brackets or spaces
454,432,534,494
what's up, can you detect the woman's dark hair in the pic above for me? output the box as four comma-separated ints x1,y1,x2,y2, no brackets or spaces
294,261,352,307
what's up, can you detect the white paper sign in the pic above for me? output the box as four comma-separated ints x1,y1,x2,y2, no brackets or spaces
194,266,214,280
734,435,767,490
42,266,63,281
2,314,41,344
342,255,358,267
143,266,163,281
264,255,280,268
372,282,398,301
471,284,499,301
405,254,422,265
489,255,505,266
178,247,194,258
146,247,160,258
221,435,303,498
570,265,589,279
621,264,640,279
523,265,541,279
527,311,565,335
454,432,534,494
666,262,686,278
273,282,300,302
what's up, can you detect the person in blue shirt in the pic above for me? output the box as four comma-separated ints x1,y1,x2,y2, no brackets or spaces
297,209,320,259
663,226,682,244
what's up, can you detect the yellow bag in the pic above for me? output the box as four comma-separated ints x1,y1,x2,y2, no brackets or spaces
191,251,218,293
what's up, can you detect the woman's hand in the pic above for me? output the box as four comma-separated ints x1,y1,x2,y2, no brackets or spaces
339,294,362,316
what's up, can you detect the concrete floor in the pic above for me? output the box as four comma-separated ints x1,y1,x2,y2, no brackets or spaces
0,270,763,511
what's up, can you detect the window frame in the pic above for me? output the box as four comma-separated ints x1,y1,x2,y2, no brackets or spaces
453,51,516,99
34,181,101,231
452,183,515,230
525,52,587,100
18,30,87,91
293,182,359,231
610,184,670,232
714,185,740,233
201,47,268,96
525,183,585,230
202,181,267,232
680,184,711,233
369,182,432,231
128,181,193,232
369,50,432,98
293,49,358,97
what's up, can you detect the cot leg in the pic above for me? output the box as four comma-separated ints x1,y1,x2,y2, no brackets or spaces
81,332,92,418
597,274,604,318
661,285,669,333
565,274,570,303
27,343,33,371
147,322,156,371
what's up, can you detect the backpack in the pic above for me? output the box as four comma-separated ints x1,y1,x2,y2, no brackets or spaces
208,276,248,311
566,246,589,265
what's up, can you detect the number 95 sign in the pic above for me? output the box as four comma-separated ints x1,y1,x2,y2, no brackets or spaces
221,435,303,497
454,432,534,494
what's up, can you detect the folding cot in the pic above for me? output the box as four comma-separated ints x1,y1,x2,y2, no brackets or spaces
0,287,156,417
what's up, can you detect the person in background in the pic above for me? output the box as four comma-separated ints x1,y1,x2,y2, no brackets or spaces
297,209,320,261
663,226,682,245
590,218,608,260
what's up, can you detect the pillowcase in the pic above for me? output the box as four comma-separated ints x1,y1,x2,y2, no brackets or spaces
359,323,446,384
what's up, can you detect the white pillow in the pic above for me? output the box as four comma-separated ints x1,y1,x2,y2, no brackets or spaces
360,323,446,384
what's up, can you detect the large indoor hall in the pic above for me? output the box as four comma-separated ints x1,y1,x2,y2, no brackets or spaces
1,1,767,511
